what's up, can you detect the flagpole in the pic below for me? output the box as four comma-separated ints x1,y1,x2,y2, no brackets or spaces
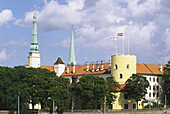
128,38,129,55
116,43,117,55
122,38,124,54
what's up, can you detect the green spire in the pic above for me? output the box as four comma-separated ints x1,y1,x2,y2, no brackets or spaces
67,25,76,66
30,7,39,52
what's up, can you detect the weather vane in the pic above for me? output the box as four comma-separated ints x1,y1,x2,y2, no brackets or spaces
33,5,37,19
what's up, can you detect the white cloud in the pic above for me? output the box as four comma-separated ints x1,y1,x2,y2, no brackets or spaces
0,49,7,61
15,0,170,64
21,0,85,31
0,9,14,27
165,28,170,51
0,48,16,62
1,40,29,47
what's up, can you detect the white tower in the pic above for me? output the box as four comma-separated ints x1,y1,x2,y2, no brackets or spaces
54,57,65,76
28,6,40,68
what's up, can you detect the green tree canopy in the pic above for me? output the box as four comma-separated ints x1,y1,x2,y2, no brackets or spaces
163,61,170,105
0,66,71,113
78,75,106,109
125,74,149,109
106,76,119,109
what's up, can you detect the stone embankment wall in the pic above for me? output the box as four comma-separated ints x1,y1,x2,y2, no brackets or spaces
0,108,169,114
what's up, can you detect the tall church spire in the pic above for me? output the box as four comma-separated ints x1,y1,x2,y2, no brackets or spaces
28,5,40,68
30,5,39,52
67,25,76,66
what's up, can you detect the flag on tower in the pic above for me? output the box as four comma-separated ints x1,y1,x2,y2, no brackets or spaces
117,33,123,36
110,36,117,40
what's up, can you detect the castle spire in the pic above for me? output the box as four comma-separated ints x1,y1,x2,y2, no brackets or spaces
30,5,39,52
67,25,76,66
28,5,40,68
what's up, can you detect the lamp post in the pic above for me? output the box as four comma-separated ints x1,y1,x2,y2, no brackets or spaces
104,95,106,114
18,92,20,114
148,100,151,114
48,97,55,114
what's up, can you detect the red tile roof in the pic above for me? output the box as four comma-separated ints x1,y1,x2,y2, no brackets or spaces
61,63,110,76
24,63,165,76
116,84,126,91
41,65,54,72
136,63,165,75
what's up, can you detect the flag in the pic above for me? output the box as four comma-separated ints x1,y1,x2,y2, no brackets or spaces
111,36,117,40
117,33,123,36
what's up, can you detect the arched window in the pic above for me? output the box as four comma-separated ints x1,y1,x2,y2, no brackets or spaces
127,64,130,69
115,64,118,70
120,74,123,79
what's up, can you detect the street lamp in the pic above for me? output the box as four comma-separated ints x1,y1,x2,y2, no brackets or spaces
148,100,151,114
48,97,55,114
18,92,20,114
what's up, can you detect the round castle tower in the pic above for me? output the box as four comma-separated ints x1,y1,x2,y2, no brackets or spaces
111,55,136,84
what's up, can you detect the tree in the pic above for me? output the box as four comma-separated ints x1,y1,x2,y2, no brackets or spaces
125,74,149,109
0,66,71,113
77,75,106,109
163,61,170,105
47,76,71,113
106,77,119,109
0,66,31,112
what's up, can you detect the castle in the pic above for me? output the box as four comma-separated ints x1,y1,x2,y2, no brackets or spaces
26,8,164,110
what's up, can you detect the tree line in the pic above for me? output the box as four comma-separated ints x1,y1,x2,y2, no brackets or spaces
0,66,70,113
0,61,169,113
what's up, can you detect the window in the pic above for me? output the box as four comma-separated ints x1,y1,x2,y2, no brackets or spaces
153,92,155,97
153,86,155,90
157,92,159,97
157,86,159,90
149,93,151,97
124,104,128,109
157,78,159,83
127,64,130,69
133,104,136,109
153,78,155,82
124,94,128,99
149,78,151,82
149,86,151,90
115,64,118,70
120,74,123,79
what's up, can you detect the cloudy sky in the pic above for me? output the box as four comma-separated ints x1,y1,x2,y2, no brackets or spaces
0,0,169,67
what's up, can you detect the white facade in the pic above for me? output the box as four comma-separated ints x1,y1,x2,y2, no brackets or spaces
29,102,41,110
143,75,163,103
54,64,65,76
28,52,40,68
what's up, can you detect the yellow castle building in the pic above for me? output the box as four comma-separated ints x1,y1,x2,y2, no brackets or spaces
111,55,143,109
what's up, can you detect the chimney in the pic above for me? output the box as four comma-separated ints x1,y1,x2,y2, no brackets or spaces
67,67,69,74
100,61,104,71
138,61,141,66
73,65,75,73
96,61,99,72
91,62,94,72
160,65,162,72
86,62,89,71
108,60,111,71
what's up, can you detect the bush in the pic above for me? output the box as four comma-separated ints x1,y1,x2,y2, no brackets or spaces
145,102,164,108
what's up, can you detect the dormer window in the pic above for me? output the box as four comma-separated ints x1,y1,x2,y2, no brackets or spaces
127,64,130,69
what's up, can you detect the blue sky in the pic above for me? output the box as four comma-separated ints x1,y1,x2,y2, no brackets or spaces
0,0,170,67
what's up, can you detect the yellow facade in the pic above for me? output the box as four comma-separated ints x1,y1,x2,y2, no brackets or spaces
112,92,143,110
29,57,32,66
111,55,144,110
111,55,136,84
